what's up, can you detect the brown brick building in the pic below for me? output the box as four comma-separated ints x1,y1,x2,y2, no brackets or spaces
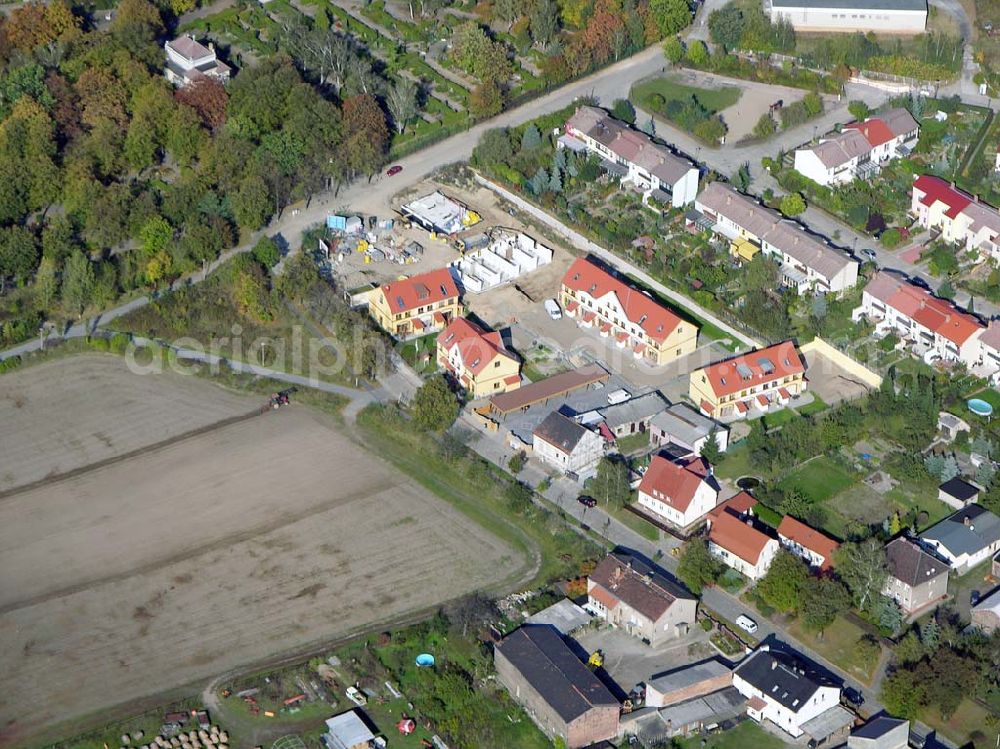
494,625,619,748
644,659,733,708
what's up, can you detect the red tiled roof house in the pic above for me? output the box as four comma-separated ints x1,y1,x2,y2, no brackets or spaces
637,455,720,530
911,175,1000,263
436,318,521,398
688,341,806,421
777,516,839,571
368,267,461,339
560,258,698,366
706,493,780,581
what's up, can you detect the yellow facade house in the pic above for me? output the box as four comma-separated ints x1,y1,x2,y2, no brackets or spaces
436,317,521,398
368,267,461,339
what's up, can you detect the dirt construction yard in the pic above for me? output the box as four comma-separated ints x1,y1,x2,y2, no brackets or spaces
0,357,516,746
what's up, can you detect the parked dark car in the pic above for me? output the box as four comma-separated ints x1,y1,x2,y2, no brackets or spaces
972,590,981,606
577,495,597,508
843,687,864,707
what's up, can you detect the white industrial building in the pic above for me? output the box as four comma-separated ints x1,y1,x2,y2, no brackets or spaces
767,0,927,34
450,229,553,293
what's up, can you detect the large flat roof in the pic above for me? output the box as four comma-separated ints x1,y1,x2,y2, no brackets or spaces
771,0,925,9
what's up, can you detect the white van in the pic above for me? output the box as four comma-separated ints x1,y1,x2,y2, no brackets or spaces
544,299,562,320
736,615,758,634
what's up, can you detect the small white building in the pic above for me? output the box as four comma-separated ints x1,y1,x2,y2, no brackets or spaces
323,709,379,749
733,647,842,739
562,106,699,208
848,716,910,749
649,403,729,456
164,36,231,87
768,0,927,34
532,411,605,480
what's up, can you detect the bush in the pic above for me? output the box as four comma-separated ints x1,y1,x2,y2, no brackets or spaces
880,228,902,248
0,355,22,373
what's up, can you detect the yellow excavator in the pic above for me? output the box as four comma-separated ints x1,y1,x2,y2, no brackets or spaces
587,650,604,669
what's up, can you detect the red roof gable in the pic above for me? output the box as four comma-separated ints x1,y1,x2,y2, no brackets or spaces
697,341,805,399
437,317,514,376
379,268,459,314
710,491,757,520
638,455,712,514
562,258,684,343
709,511,773,566
777,516,839,571
913,175,971,219
843,118,894,148
865,271,984,346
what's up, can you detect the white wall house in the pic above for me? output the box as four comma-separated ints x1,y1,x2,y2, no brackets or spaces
853,271,985,368
919,505,1000,574
794,108,918,187
911,175,1000,263
450,229,552,294
636,455,719,529
532,411,605,479
768,0,927,34
733,648,842,739
694,182,859,295
705,494,779,581
562,106,700,208
164,36,231,87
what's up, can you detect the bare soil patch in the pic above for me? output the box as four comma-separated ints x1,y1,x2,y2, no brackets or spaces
0,364,515,746
0,354,255,492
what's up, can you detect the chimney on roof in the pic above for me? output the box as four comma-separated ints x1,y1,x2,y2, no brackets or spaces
963,515,972,526
951,180,956,188
975,194,979,203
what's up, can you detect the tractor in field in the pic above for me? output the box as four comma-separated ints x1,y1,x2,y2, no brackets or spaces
268,388,297,409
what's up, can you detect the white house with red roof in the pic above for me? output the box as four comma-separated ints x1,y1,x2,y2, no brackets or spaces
706,493,779,581
777,516,839,571
852,271,985,367
561,106,700,208
368,267,462,339
560,258,698,366
164,36,231,87
436,318,521,398
688,341,807,421
911,175,1000,263
637,455,720,530
794,108,918,187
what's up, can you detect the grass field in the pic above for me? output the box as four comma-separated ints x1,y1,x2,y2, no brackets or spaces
631,75,741,114
676,719,790,749
0,360,521,748
787,614,882,685
763,408,798,429
795,394,828,417
778,455,856,504
715,444,755,481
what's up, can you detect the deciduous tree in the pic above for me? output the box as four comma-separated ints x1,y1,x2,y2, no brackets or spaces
649,0,690,38
385,77,418,135
412,375,459,432
756,551,810,613
677,539,721,594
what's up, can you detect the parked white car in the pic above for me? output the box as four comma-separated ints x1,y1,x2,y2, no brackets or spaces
544,299,562,320
736,615,758,634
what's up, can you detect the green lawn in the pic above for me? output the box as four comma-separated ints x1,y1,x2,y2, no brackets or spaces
715,444,755,481
969,387,1000,410
763,408,798,429
787,614,882,685
795,394,828,417
399,332,439,374
612,502,661,541
919,698,997,746
631,75,741,114
676,717,790,749
778,455,856,504
615,430,651,455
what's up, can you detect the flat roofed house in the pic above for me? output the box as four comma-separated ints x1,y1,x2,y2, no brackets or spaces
585,551,698,645
532,411,605,479
706,493,779,580
562,106,700,208
848,716,910,749
164,36,231,87
693,182,859,295
689,340,806,422
561,258,698,366
436,317,520,398
919,504,1000,573
972,587,1000,634
853,271,985,368
650,403,730,457
777,516,839,571
644,659,733,708
883,537,948,615
368,267,461,339
637,454,720,530
768,0,927,34
732,647,841,738
938,477,980,510
494,625,619,748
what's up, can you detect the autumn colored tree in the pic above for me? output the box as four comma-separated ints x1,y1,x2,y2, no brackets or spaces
341,93,388,177
582,0,627,64
175,79,228,130
75,68,129,128
4,0,79,53
469,79,505,119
